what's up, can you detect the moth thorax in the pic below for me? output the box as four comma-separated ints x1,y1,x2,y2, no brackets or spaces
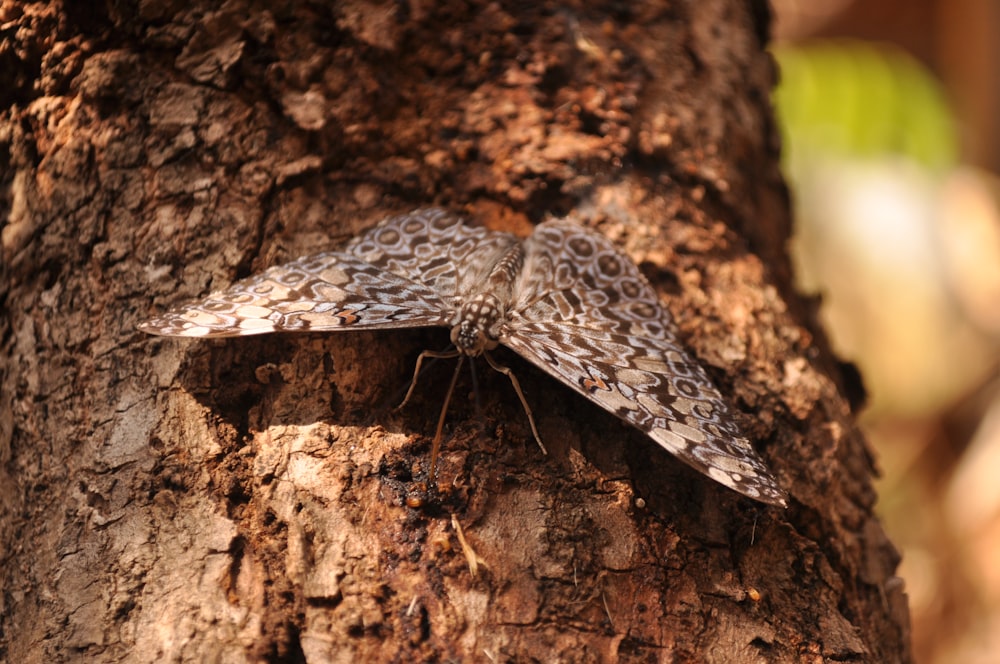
450,295,502,356
486,243,525,288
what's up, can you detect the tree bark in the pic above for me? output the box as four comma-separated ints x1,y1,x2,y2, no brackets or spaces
0,1,911,662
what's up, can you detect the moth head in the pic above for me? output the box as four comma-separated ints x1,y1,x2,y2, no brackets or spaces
451,296,502,356
450,319,498,356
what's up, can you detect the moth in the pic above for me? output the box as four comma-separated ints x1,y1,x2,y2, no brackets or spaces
140,208,787,506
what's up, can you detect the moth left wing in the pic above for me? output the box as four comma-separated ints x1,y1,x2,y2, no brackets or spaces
502,323,786,505
503,219,786,505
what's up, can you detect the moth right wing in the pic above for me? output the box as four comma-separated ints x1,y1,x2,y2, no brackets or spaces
346,208,520,302
139,250,454,338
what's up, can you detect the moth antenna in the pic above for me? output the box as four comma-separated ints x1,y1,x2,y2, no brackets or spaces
429,354,465,479
468,355,481,412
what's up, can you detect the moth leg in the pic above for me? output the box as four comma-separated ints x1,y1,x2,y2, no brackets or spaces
397,348,463,480
483,351,547,455
398,348,461,409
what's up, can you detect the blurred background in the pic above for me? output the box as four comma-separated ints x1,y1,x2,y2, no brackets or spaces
770,1,1000,662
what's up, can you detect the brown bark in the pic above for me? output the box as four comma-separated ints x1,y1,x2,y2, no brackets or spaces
0,1,910,662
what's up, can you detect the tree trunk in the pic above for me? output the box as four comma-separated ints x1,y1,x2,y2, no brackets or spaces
0,1,911,662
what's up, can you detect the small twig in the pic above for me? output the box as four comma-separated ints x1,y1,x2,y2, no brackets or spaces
452,514,488,578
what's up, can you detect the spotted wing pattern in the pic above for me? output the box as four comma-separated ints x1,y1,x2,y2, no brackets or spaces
138,210,507,338
501,221,787,505
345,207,519,303
140,209,785,505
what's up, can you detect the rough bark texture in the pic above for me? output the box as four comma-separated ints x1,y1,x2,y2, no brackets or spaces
0,1,910,662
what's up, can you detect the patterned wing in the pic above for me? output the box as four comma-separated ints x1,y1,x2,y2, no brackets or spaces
502,220,786,505
346,208,520,303
139,217,463,338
